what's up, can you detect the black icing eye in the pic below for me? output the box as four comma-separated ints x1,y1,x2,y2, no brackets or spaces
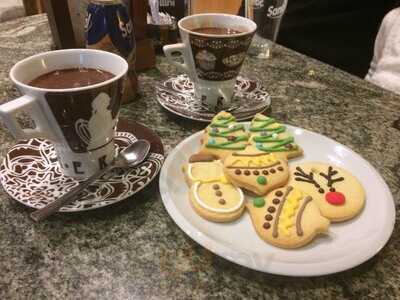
329,187,336,192
318,188,325,194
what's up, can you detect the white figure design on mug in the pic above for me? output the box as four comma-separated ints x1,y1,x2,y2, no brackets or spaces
75,92,116,151
88,92,116,150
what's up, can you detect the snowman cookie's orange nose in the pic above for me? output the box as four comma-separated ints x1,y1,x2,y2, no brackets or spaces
325,191,345,205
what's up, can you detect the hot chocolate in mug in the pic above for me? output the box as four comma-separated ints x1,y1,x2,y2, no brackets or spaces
0,49,128,178
163,13,256,111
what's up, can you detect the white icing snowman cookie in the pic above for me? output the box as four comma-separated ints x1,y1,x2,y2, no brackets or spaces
246,186,330,249
183,154,245,222
288,162,365,222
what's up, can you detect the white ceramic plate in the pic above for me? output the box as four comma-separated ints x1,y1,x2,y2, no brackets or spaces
159,123,395,276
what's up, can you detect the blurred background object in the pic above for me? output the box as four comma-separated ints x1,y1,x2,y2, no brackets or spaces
85,0,138,103
189,0,244,15
0,0,25,22
366,8,400,95
41,0,155,71
146,0,184,53
22,0,44,15
44,0,77,49
246,0,288,59
277,0,398,78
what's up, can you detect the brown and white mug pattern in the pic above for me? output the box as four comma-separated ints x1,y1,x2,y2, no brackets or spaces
0,49,128,178
189,33,254,81
163,14,257,111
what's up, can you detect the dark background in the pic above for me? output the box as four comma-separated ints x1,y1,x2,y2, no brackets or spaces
278,0,399,77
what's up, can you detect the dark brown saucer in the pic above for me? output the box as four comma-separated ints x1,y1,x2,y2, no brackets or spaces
156,74,271,122
0,119,164,212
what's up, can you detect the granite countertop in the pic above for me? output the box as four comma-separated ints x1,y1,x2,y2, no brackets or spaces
0,14,399,299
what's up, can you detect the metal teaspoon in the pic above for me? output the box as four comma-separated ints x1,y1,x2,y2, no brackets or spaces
30,139,151,222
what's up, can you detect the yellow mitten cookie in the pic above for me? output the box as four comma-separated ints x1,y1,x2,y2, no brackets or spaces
198,111,249,161
288,162,365,222
243,113,303,160
223,153,289,195
246,186,330,249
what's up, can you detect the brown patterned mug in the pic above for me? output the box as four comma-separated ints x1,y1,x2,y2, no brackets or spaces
163,13,256,111
0,49,128,178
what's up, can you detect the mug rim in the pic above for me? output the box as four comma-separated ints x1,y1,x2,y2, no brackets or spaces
9,48,129,93
178,13,257,38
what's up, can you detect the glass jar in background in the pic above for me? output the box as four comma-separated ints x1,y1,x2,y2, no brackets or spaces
246,0,288,59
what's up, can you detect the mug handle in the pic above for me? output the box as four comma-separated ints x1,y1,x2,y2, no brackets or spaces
0,95,55,140
163,43,193,77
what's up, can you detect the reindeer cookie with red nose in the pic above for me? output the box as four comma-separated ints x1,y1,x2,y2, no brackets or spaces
288,162,365,222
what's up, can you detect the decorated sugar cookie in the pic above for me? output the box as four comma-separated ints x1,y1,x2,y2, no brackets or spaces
189,181,245,222
182,154,224,187
246,186,330,249
288,162,365,222
241,113,303,160
223,153,289,196
183,154,245,222
198,111,249,160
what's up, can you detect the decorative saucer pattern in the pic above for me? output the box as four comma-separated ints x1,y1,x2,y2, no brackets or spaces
0,127,164,212
156,74,271,122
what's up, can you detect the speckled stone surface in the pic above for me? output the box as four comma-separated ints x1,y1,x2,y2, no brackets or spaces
0,14,400,299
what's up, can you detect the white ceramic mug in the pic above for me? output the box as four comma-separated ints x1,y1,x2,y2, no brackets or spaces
163,13,256,111
0,49,128,178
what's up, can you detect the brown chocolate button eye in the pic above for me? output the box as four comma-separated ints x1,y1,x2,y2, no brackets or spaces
330,187,336,192
318,188,325,194
235,169,241,175
265,214,273,221
272,198,280,205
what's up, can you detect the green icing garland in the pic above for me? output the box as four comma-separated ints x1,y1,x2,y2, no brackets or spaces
250,117,297,153
206,116,248,150
249,117,277,132
210,116,236,128
206,135,248,150
209,124,245,138
256,137,296,152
